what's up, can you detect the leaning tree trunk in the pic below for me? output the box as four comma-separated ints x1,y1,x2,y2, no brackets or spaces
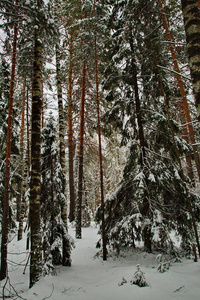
76,62,86,239
158,0,200,182
67,32,76,222
181,0,200,120
29,26,43,288
0,15,18,281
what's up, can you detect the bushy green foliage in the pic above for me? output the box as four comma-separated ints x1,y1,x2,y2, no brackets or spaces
41,113,74,271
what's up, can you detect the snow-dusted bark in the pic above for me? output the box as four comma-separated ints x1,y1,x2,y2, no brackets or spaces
29,26,43,288
181,0,200,120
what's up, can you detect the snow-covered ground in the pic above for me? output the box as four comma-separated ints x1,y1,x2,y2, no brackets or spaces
1,225,200,299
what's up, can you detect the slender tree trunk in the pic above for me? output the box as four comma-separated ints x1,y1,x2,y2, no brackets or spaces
94,0,107,260
130,32,152,252
26,86,30,250
56,43,68,228
68,32,76,222
17,78,26,240
76,62,86,239
181,0,200,119
29,27,43,288
158,0,200,181
0,16,18,281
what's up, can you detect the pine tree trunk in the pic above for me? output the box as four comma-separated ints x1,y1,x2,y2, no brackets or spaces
181,0,200,119
67,32,76,222
94,0,107,259
29,27,43,288
17,78,26,240
0,17,18,281
158,0,200,181
76,62,86,239
56,43,68,228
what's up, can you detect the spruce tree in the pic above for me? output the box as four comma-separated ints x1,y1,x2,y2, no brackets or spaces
96,0,200,254
41,113,73,270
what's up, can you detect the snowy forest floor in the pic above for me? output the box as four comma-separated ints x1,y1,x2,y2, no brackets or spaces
1,225,200,300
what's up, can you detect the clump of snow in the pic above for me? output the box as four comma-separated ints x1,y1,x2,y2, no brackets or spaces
130,264,148,287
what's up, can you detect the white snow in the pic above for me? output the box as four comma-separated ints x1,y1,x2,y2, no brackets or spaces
1,226,200,300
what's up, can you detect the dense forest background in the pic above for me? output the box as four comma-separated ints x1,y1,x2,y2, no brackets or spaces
1,0,200,289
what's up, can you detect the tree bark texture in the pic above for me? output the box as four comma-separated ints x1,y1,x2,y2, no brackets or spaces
0,20,18,281
181,0,200,119
76,62,86,239
56,43,68,228
94,1,107,259
158,0,200,181
18,79,26,240
67,32,76,222
29,28,43,288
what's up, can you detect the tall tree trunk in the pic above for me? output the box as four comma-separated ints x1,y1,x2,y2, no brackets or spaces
17,78,26,240
158,65,200,257
158,0,200,181
181,0,200,119
67,32,76,222
56,43,68,228
76,62,86,239
0,15,18,281
29,27,43,288
94,0,107,260
130,32,152,252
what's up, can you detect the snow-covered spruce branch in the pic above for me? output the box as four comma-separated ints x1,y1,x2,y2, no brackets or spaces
157,65,192,81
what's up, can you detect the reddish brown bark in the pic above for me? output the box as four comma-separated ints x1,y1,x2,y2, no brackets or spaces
158,0,200,181
0,18,18,280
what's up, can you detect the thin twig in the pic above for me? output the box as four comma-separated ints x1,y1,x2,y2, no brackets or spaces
42,284,54,300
